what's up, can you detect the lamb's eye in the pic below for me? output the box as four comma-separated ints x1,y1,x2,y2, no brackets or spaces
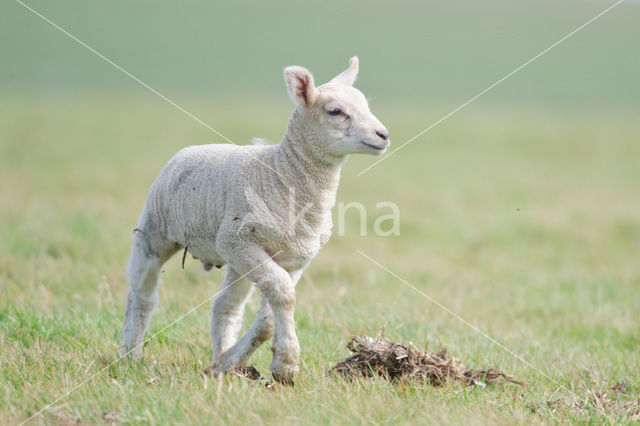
327,108,341,116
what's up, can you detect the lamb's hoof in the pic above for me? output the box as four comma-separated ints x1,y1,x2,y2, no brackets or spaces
270,360,298,386
120,345,142,360
272,374,295,386
203,363,225,378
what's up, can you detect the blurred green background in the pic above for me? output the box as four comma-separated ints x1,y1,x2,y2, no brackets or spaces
1,0,640,423
2,0,639,107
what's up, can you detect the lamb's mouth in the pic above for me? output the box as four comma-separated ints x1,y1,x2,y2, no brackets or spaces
361,141,388,151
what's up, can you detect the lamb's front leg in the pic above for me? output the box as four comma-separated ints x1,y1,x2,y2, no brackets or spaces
213,269,304,372
221,246,299,384
210,268,253,362
259,264,299,385
212,295,273,371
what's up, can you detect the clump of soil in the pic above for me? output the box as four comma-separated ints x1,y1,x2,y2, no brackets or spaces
329,330,523,387
231,366,276,389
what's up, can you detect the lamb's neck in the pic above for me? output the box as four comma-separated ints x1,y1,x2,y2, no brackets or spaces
275,113,344,208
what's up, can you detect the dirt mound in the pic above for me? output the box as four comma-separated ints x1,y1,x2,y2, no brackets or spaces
329,331,523,387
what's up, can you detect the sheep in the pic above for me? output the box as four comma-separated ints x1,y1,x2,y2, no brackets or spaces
122,57,390,384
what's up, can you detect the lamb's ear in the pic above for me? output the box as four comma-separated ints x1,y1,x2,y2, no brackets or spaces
284,66,317,108
329,56,359,86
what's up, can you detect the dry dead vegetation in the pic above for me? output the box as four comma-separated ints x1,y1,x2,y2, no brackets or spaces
235,330,523,388
326,331,639,421
329,331,523,387
232,331,639,422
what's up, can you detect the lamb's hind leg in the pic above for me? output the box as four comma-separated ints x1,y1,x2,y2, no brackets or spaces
122,232,178,358
210,268,253,362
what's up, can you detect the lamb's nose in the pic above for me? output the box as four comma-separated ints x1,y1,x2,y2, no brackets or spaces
376,130,389,141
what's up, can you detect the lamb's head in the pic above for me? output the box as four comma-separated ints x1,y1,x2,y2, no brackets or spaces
283,57,390,159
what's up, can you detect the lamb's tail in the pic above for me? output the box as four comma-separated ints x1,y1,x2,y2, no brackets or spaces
251,137,273,146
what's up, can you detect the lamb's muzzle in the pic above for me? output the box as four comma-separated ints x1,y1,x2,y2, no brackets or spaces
121,57,389,385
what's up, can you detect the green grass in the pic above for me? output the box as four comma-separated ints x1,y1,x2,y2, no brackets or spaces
1,97,639,424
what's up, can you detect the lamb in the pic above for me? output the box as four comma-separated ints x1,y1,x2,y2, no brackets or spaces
122,57,390,384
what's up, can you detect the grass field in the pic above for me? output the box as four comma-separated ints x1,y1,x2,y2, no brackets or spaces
2,0,640,424
1,98,639,424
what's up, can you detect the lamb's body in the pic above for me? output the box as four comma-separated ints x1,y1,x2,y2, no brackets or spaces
122,58,389,384
141,134,338,273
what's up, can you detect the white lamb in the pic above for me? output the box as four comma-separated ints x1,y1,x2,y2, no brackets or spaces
122,57,389,384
